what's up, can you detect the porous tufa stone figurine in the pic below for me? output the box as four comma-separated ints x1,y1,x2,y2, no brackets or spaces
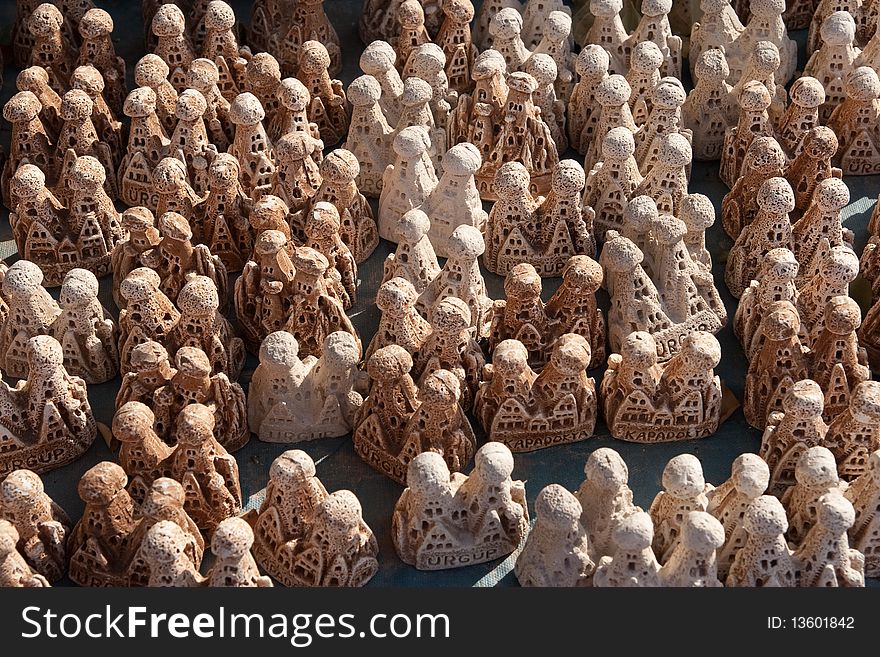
204,517,272,587
583,128,643,241
118,86,170,210
785,127,843,214
726,495,796,586
584,0,629,75
367,277,432,361
297,40,350,147
359,40,404,127
227,92,275,197
343,75,394,200
793,491,865,586
515,484,594,587
117,268,180,374
134,54,178,136
152,3,194,93
136,519,204,587
436,0,478,95
689,0,744,80
303,202,358,310
0,260,60,378
683,49,734,161
488,7,531,73
649,454,713,563
382,208,441,295
827,66,880,175
113,401,174,505
2,93,55,209
782,446,845,545
776,76,826,159
379,125,438,242
115,340,174,411
392,444,528,570
568,45,610,156
726,0,797,86
828,383,880,481
721,137,788,240
253,450,379,587
658,511,725,586
0,520,51,586
719,80,774,189
804,12,862,123
276,0,341,80
593,511,661,587
845,449,880,576
626,41,664,127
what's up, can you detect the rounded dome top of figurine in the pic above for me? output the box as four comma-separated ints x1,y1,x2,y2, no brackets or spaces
549,334,592,374
680,194,715,230
737,80,772,112
443,142,482,177
0,469,45,507
494,161,531,196
79,7,113,38
505,263,542,299
112,401,156,442
822,246,860,284
492,340,531,375
575,44,610,77
602,235,644,272
544,10,572,40
141,520,188,565
204,1,236,31
28,3,64,36
694,49,730,82
151,3,186,37
750,40,781,73
816,491,855,534
120,268,162,302
399,0,426,28
489,7,524,39
744,495,788,536
472,49,507,80
661,454,705,498
360,40,397,74
763,247,798,280
60,89,94,121
551,160,586,194
293,246,331,277
623,195,658,234
446,224,486,259
788,77,825,109
259,331,301,369
130,340,170,371
602,125,636,159
535,484,582,530
419,368,462,405
561,255,603,291
631,41,664,72
761,301,800,340
642,0,672,14
10,164,46,197
275,132,321,161
680,331,722,371
400,76,433,109
77,462,128,505
821,11,857,45
306,202,342,239
230,92,265,125
278,77,310,111
152,157,188,192
730,453,770,498
406,451,452,497
0,521,19,557
782,379,824,418
525,54,558,86
474,443,515,485
72,66,106,96
142,478,188,516
590,0,624,18
756,177,795,214
347,75,382,106
251,195,289,229
652,78,687,109
814,177,850,210
397,208,432,243
849,381,880,423
299,41,332,73
409,44,447,75
211,517,254,558
367,344,413,381
3,260,45,296
431,296,471,333
177,276,220,316
69,156,107,190
506,71,539,95
321,148,360,181
596,74,631,106
612,511,654,551
845,66,880,100
376,277,418,313
801,126,839,159
322,331,361,370
658,133,692,167
701,0,731,11
316,491,364,535
681,511,725,552
620,330,658,368
393,125,432,158
176,89,208,122
443,0,476,22
745,136,787,172
270,449,317,486
16,66,51,93
795,446,838,488
246,53,281,87
750,0,785,17
158,211,193,241
60,268,99,306
175,347,213,379
134,54,170,87
208,153,241,186
823,295,861,335
650,214,688,246
176,404,216,444
124,86,158,118
585,447,629,490
188,59,221,89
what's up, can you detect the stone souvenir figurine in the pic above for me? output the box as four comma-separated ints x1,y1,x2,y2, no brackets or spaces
151,3,194,92
585,74,637,174
359,41,404,128
682,49,733,161
27,3,76,94
436,0,477,95
153,157,204,224
134,55,178,137
284,247,361,360
744,301,811,429
418,225,493,339
602,331,723,442
584,0,629,75
297,41,350,147
420,143,487,258
474,0,521,50
395,1,432,75
247,332,312,437
13,64,63,143
251,331,364,443
361,0,442,44
447,47,506,149
343,75,393,199
0,521,51,586
827,66,880,175
583,128,643,241
12,1,43,68
721,137,788,240
629,0,681,78
189,57,234,151
719,81,774,189
195,153,254,272
568,45,610,157
379,126,438,242
845,450,880,576
382,209,441,295
67,462,137,586
245,53,283,138
77,8,125,115
635,78,691,174
781,446,843,545
515,484,594,587
532,10,575,100
167,90,216,198
271,132,324,227
526,54,567,152
727,39,787,126
545,256,606,369
689,0,744,80
487,264,553,367
0,469,70,583
1,92,55,209
227,93,275,198
135,520,204,587
827,383,880,481
725,177,795,299
114,341,174,410
118,268,181,373
797,247,860,347
726,495,796,586
488,8,531,73
776,77,826,158
113,402,173,504
70,66,124,169
658,511,725,586
649,454,712,563
0,335,96,478
726,0,797,86
786,128,843,214
118,87,170,210
200,1,248,99
804,12,862,123
252,450,379,587
368,277,432,361
575,448,640,560
707,454,772,580
626,41,664,127
593,511,661,587
276,0,341,79
0,260,60,379
203,517,272,587
793,491,865,586
632,133,691,216
48,268,118,385
393,445,528,570
303,203,358,309
476,334,597,452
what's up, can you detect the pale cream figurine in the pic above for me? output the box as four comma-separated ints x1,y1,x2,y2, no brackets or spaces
593,511,661,587
726,0,797,85
796,246,860,347
719,81,774,189
583,128,643,242
793,491,865,586
584,0,629,74
782,446,845,545
137,520,204,587
628,0,681,78
366,277,432,362
533,9,575,102
584,74,636,173
721,137,788,240
805,11,862,123
649,454,713,563
689,0,744,79
776,77,826,158
785,127,843,213
359,40,404,127
151,3,194,93
474,0,522,51
382,208,442,295
631,132,691,216
134,54,178,136
205,517,272,587
488,7,531,73
658,511,725,586
297,40,350,147
568,45,610,156
343,75,394,199
683,49,733,162
634,78,691,174
828,383,880,481
626,41,664,127
0,520,51,587
845,449,880,576
827,66,880,175
525,54,568,154
436,0,478,95
378,125,438,242
726,495,796,587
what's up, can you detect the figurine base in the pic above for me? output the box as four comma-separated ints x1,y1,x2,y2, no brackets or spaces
353,439,407,484
608,420,720,443
493,428,594,453
0,438,94,478
414,539,519,570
